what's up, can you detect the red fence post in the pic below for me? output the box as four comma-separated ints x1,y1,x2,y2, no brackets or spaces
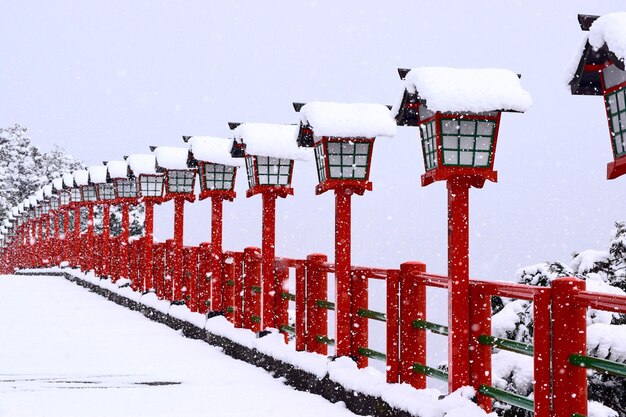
232,251,245,327
244,247,262,333
153,242,165,298
306,254,328,355
198,242,212,313
533,288,552,417
469,283,492,411
352,268,369,368
399,261,427,389
275,263,290,339
165,239,175,300
386,269,400,383
551,277,587,417
295,263,307,351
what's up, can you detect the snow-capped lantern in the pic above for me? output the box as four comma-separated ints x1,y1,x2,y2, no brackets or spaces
88,165,115,202
106,160,138,201
229,122,310,198
569,13,626,179
184,136,242,200
31,195,41,218
59,173,74,207
150,146,196,201
394,67,531,187
41,185,52,215
294,102,396,195
72,169,96,204
125,154,165,201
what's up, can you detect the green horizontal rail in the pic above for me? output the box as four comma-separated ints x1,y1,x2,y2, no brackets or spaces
280,325,296,334
572,413,586,417
570,354,626,378
357,308,387,322
281,292,296,301
316,335,335,346
315,300,336,310
251,315,261,323
479,335,534,356
251,285,262,294
412,319,449,336
358,347,386,361
226,306,235,313
478,384,534,412
226,279,235,287
412,363,448,382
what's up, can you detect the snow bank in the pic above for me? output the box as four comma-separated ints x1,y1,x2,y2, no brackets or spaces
126,154,157,175
153,146,190,170
491,299,530,338
88,165,108,184
491,350,534,395
400,67,532,113
588,12,626,63
589,401,619,417
188,136,244,167
233,123,312,161
106,160,128,179
299,102,397,138
73,169,89,186
587,323,626,363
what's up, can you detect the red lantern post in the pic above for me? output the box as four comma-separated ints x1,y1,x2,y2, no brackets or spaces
185,135,242,313
89,164,115,276
294,101,396,364
229,122,306,330
151,146,196,302
107,160,137,280
569,13,626,179
126,153,166,292
395,67,530,392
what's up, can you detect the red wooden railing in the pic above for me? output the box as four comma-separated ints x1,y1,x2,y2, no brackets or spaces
2,216,626,417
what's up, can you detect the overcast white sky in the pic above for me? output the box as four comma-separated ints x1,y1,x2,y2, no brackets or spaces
2,0,625,390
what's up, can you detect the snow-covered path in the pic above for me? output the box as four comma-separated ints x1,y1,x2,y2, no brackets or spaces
0,275,358,417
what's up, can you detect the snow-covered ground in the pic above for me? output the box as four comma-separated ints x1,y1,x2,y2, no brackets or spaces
0,274,358,417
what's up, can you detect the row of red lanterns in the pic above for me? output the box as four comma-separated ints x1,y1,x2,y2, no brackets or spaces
1,13,625,395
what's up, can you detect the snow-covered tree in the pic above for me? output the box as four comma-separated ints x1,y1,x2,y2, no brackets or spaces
0,125,83,214
491,225,626,417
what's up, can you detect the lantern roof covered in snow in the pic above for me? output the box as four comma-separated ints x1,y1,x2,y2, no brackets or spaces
106,160,129,180
295,101,397,147
22,198,30,209
151,146,193,171
42,185,52,198
52,177,64,192
72,170,89,187
88,165,108,184
62,173,74,189
185,136,244,167
394,67,531,120
569,13,626,95
29,195,38,207
126,154,158,176
35,189,44,202
17,203,24,213
230,122,312,161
